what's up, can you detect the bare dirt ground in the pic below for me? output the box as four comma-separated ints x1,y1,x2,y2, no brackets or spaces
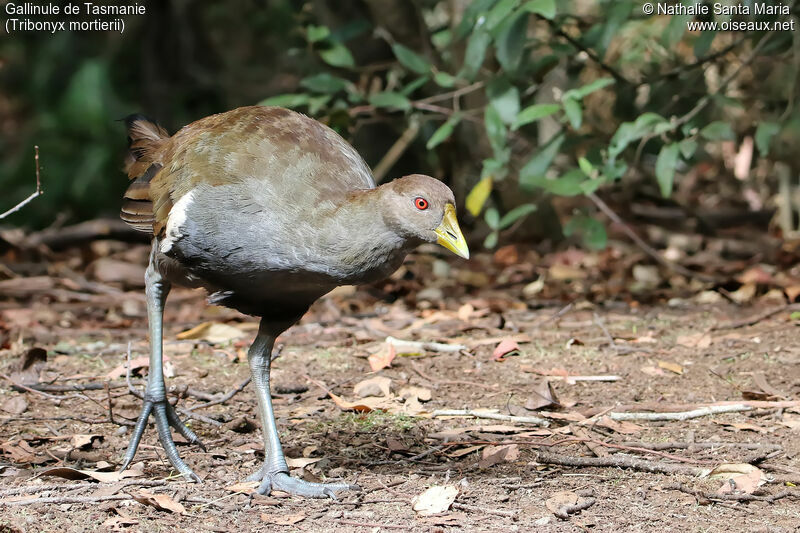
1,241,799,532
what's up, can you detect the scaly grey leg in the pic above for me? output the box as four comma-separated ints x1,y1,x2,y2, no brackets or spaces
119,243,202,482
245,320,359,498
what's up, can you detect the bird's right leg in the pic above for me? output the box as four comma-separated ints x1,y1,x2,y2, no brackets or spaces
119,244,203,482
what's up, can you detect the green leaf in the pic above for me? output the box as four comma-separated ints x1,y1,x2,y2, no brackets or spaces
308,95,332,114
563,214,607,250
484,104,507,156
655,143,680,198
578,157,593,176
678,139,697,159
433,71,457,88
498,203,537,229
306,25,330,43
368,91,411,111
543,169,586,196
563,78,615,101
562,97,582,129
495,11,529,72
662,6,690,49
694,30,717,59
700,121,735,141
466,176,493,216
513,103,560,129
461,30,491,80
319,42,355,68
426,114,462,150
521,0,555,19
400,75,430,96
486,0,520,31
519,133,565,187
755,121,780,156
487,78,520,125
485,207,501,229
392,44,431,74
608,112,667,159
484,231,499,249
300,73,349,93
258,93,311,108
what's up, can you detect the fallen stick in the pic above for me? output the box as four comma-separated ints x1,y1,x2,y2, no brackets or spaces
452,502,518,517
664,482,796,503
535,451,704,476
608,404,752,422
386,336,466,353
0,479,165,498
432,408,550,427
711,303,800,331
619,441,782,452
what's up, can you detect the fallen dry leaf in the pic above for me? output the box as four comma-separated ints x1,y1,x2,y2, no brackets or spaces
587,415,643,434
71,434,103,449
708,463,765,495
493,338,521,362
261,512,306,525
227,481,259,494
39,464,143,483
1,396,28,415
412,485,458,515
107,356,170,380
353,376,392,398
133,489,185,514
545,490,579,514
399,386,432,402
658,360,684,375
524,380,558,411
176,321,246,344
286,457,322,469
478,444,519,468
367,342,396,372
676,333,712,349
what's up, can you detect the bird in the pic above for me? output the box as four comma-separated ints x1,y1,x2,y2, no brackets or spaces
117,105,469,498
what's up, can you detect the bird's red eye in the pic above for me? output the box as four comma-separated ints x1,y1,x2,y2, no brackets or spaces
414,197,429,210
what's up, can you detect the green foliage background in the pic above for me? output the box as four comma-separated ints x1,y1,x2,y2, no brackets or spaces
2,0,799,250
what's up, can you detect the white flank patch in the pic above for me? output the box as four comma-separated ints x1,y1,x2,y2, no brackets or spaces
160,190,194,253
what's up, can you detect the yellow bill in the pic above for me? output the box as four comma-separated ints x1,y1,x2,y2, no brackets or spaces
434,204,469,259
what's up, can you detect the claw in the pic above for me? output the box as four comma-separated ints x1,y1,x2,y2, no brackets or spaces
120,399,203,483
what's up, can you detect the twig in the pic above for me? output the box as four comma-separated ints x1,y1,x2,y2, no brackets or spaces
554,497,596,519
664,482,796,503
0,145,43,220
607,404,754,422
0,479,165,498
185,377,251,412
589,193,719,283
331,519,408,530
545,20,632,85
372,119,421,183
452,502,518,517
432,408,550,427
711,303,800,330
535,451,704,476
0,373,75,403
1,493,133,506
386,336,467,353
618,441,782,452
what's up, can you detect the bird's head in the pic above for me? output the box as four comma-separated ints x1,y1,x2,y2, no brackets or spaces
382,174,469,259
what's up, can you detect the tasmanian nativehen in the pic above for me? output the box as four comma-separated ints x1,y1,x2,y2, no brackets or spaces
118,106,468,498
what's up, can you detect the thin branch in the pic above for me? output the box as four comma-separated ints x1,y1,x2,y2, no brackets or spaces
588,192,720,283
372,119,421,183
535,450,704,476
664,482,796,503
607,404,754,422
0,146,43,220
432,408,550,427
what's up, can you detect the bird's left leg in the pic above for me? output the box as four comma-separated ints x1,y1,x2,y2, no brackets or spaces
245,320,359,498
119,243,203,481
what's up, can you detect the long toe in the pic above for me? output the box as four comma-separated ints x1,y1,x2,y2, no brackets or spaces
164,402,206,451
268,472,360,499
152,402,202,482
